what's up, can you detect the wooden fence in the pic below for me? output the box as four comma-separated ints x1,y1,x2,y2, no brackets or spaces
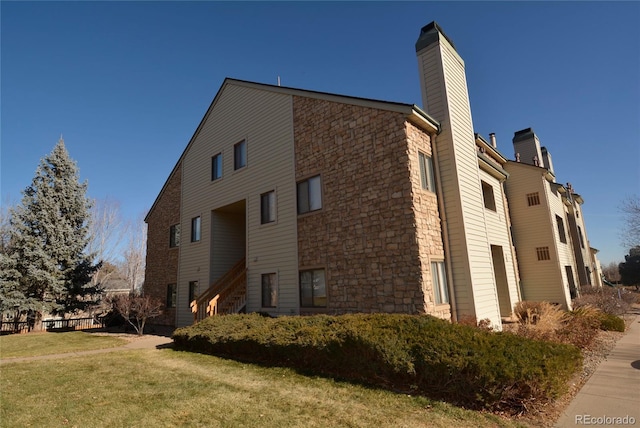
0,316,105,335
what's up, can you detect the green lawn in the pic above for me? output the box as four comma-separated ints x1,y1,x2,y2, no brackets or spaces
0,331,127,358
0,332,529,428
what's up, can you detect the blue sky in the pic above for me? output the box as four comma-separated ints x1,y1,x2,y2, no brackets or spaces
1,1,638,265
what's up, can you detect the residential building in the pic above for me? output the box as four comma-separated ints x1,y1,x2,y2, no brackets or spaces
143,21,599,328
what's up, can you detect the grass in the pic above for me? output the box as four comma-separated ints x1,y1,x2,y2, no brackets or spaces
0,331,127,358
0,332,527,428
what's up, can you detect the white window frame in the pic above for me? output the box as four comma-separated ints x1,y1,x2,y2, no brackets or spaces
297,175,322,214
431,261,449,305
418,152,436,192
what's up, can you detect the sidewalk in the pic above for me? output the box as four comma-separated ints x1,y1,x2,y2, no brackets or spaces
0,333,173,365
555,313,640,427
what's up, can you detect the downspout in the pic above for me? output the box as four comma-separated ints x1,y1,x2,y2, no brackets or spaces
431,132,457,322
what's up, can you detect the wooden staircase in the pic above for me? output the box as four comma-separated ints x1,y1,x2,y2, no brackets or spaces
190,257,247,323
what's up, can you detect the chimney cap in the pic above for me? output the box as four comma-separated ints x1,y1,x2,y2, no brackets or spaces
416,21,457,53
513,127,536,143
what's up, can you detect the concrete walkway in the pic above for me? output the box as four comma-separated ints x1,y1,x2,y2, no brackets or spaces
555,313,640,427
0,334,173,365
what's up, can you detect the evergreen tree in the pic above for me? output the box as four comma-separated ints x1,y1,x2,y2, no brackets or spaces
619,246,640,290
1,138,101,321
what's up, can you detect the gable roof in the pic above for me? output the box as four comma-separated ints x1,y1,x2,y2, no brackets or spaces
145,78,440,222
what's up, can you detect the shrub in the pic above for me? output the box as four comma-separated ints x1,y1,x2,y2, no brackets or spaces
573,285,635,315
557,306,601,348
173,313,581,414
598,313,625,332
513,301,567,343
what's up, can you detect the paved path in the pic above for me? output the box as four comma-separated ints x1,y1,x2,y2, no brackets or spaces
555,313,640,427
0,334,173,365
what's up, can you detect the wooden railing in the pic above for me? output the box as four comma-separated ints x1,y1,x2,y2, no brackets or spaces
191,257,247,323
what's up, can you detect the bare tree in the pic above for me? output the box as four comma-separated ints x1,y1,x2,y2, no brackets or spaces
601,261,621,283
108,293,162,335
119,212,147,292
620,195,640,249
88,197,126,286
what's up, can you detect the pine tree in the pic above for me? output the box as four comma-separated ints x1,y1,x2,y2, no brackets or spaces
1,138,100,321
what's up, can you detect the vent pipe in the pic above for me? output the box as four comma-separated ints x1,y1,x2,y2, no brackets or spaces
489,133,497,148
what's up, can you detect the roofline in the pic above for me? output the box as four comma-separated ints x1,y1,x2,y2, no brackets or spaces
505,159,556,182
474,133,508,163
145,78,441,221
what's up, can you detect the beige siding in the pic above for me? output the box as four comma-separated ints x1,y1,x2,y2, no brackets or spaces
177,82,298,326
478,169,520,316
504,162,572,308
418,33,501,326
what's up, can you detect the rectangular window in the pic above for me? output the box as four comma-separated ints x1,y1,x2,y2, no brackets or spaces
211,153,222,181
481,181,496,211
169,224,180,248
234,140,247,170
418,152,436,192
297,175,322,214
191,216,201,242
188,281,198,305
431,261,449,304
261,191,276,224
577,226,585,248
565,266,577,299
527,192,540,206
556,215,567,243
300,269,326,308
536,247,551,261
261,273,277,308
166,284,177,308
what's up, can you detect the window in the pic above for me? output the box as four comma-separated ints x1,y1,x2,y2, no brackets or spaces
300,269,326,308
556,215,567,243
565,266,577,299
191,216,201,242
261,191,276,224
166,284,177,308
577,226,585,248
527,192,540,206
211,153,222,181
169,224,180,248
481,181,496,211
188,281,198,305
431,261,449,304
536,247,551,261
297,175,322,214
261,273,277,308
418,152,436,192
234,140,247,170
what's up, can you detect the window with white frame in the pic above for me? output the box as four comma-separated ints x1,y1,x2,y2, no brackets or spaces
431,261,449,304
211,153,222,181
261,273,277,308
297,175,322,214
261,191,276,224
234,140,247,170
300,269,326,308
418,152,436,192
191,216,201,242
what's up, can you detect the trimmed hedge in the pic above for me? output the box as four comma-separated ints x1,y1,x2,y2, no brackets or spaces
173,313,581,413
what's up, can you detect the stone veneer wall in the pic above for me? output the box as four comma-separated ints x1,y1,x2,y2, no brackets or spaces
143,163,181,326
293,96,445,317
406,122,450,320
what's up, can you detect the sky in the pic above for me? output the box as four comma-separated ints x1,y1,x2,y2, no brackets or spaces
1,1,638,265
